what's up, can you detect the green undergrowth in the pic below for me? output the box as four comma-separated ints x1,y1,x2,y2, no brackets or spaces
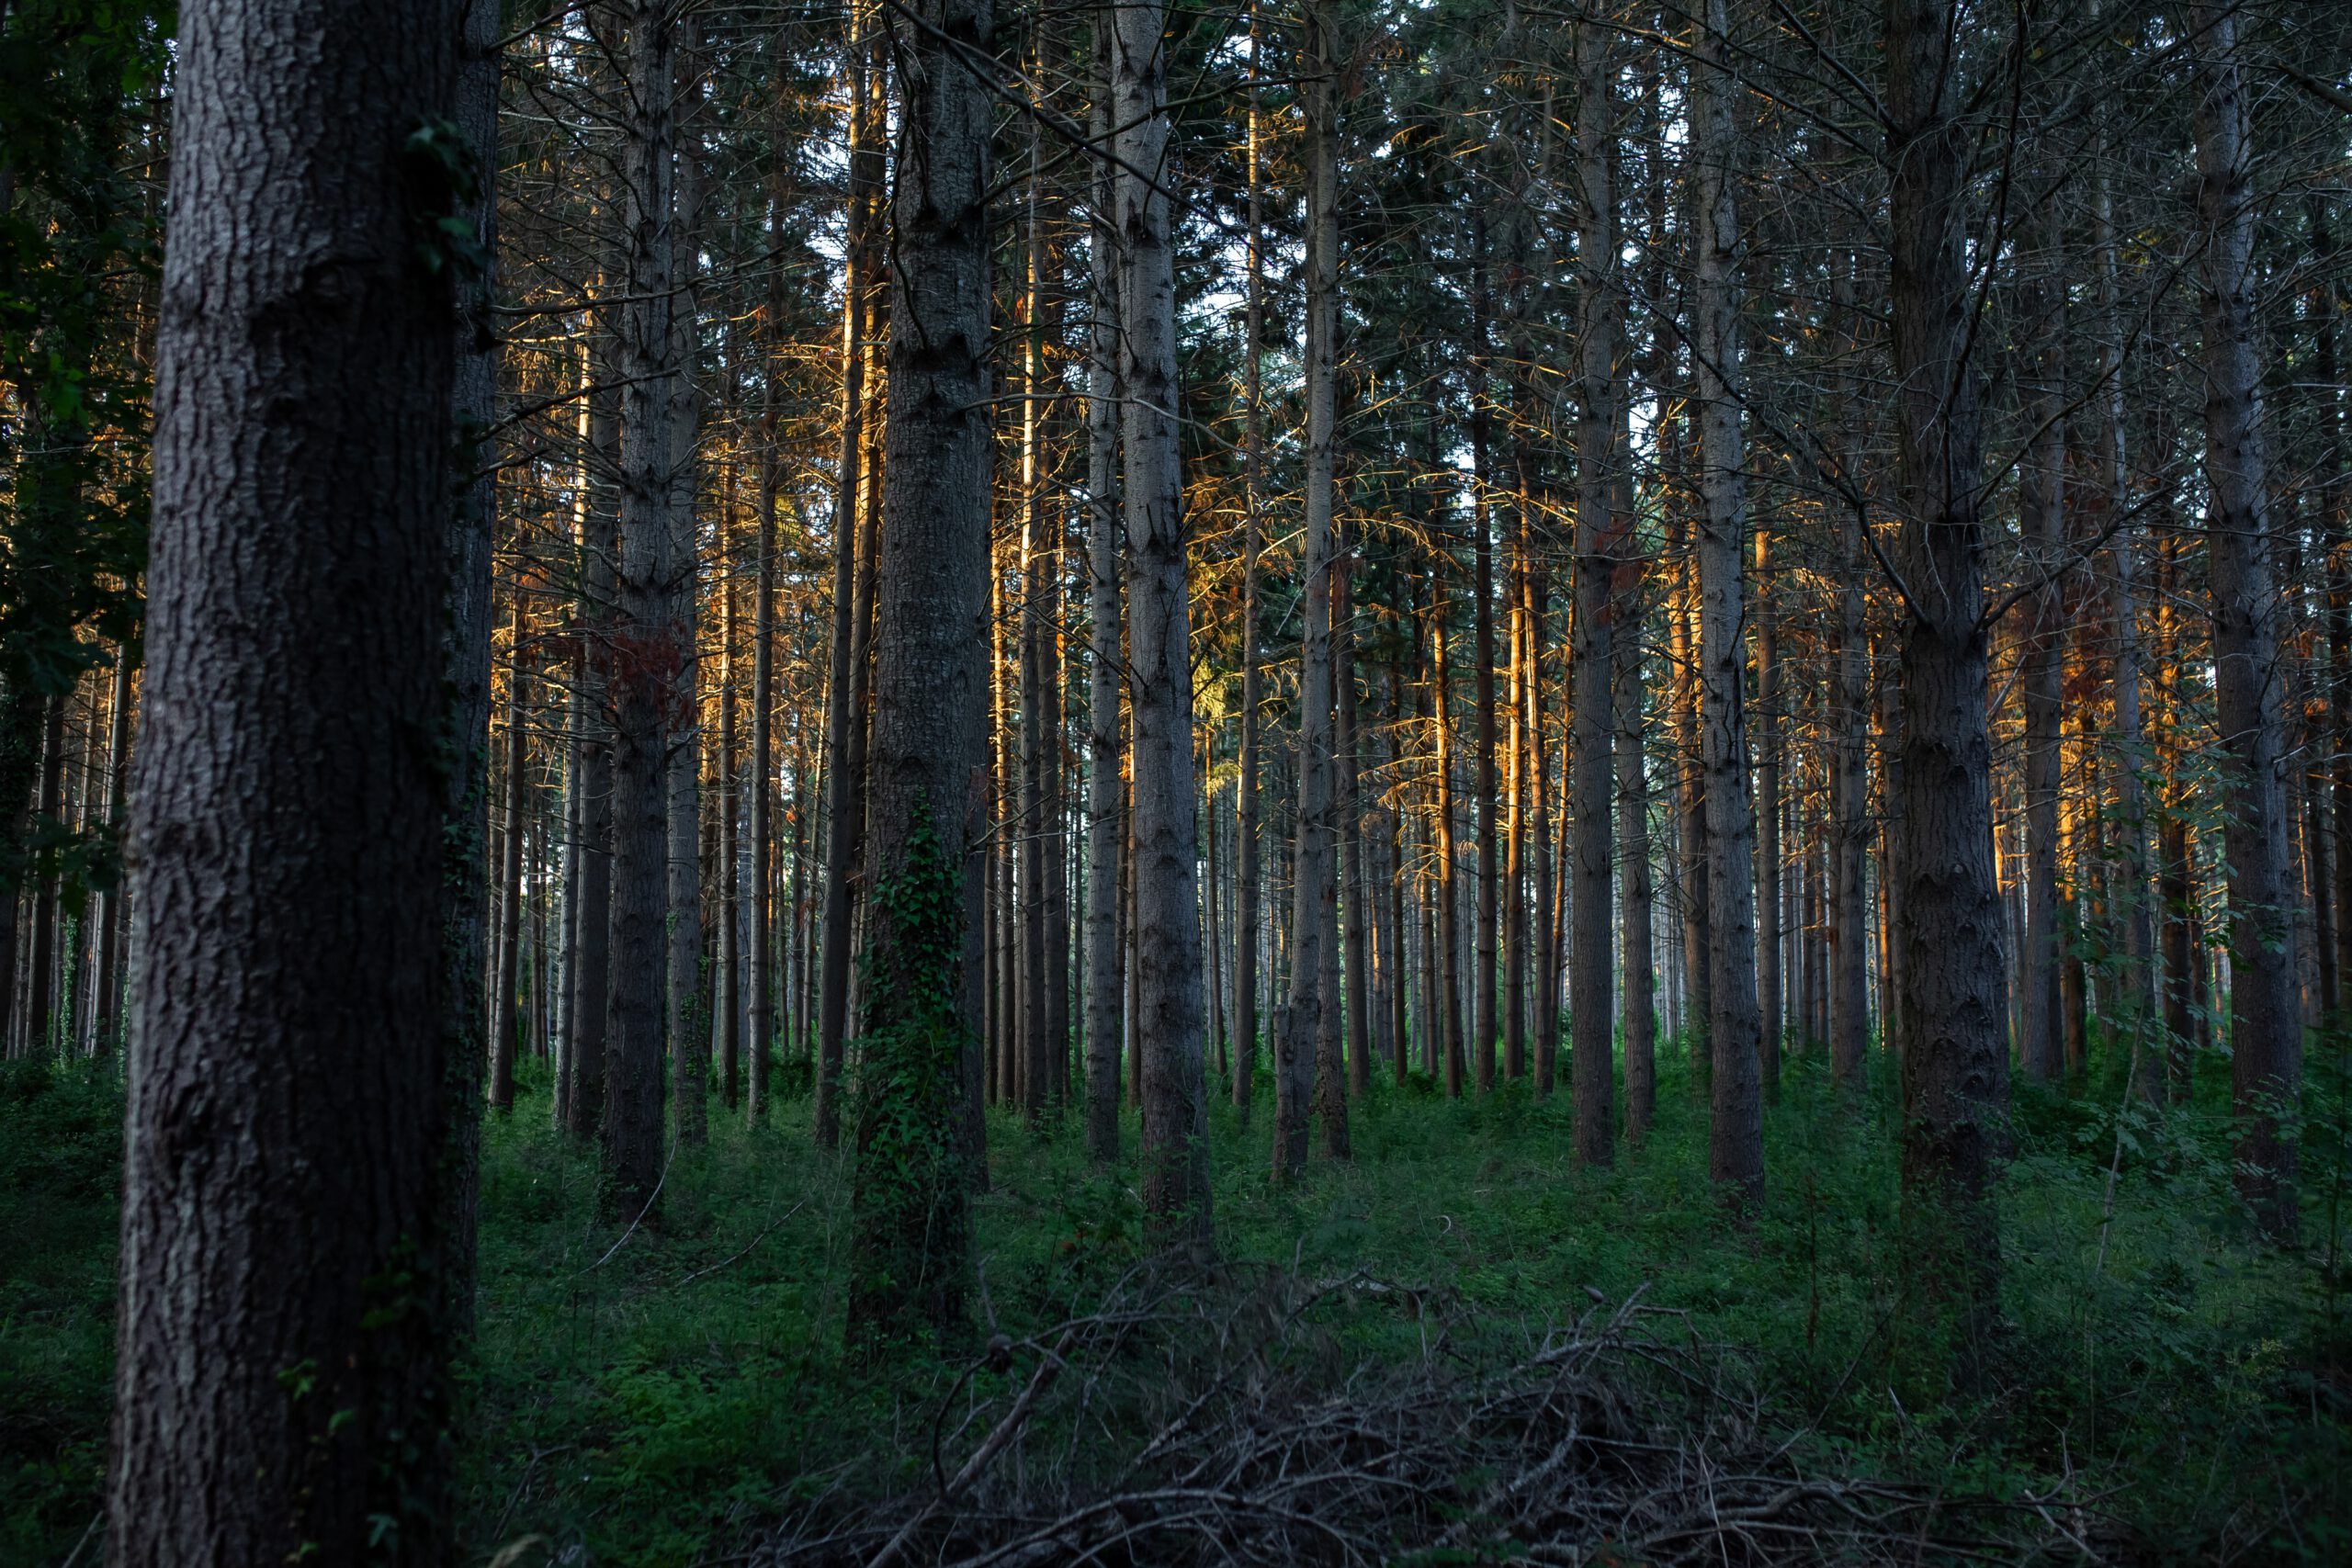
4,1033,2349,1564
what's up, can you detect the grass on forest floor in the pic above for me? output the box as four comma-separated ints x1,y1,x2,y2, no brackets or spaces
5,1035,2350,1565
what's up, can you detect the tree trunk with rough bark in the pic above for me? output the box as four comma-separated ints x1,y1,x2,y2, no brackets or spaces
603,0,681,1210
1883,0,2010,1360
1116,0,1213,1240
1278,0,1342,1178
815,15,884,1146
1569,7,1620,1167
107,1,468,1554
1691,0,1762,1203
1231,5,1266,1118
2017,207,2066,1087
845,0,994,1348
2192,0,2299,1240
1084,18,1125,1161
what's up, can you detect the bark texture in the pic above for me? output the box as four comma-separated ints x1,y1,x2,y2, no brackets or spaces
108,2,467,1558
1691,0,1763,1204
1883,0,2010,1351
1083,20,1125,1162
846,0,994,1346
1277,0,1343,1179
2193,0,2299,1239
1116,0,1214,1241
1568,11,1620,1167
603,0,681,1210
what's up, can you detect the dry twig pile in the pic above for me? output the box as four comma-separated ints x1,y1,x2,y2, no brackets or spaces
759,1264,2085,1567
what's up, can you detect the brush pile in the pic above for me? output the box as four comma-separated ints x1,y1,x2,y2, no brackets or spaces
757,1262,2098,1567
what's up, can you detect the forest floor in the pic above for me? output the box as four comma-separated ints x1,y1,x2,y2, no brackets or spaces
6,1038,2350,1566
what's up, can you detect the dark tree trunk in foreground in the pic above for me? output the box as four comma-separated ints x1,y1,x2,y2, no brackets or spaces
1884,0,2010,1360
846,0,994,1348
2193,0,2299,1240
108,1,466,1558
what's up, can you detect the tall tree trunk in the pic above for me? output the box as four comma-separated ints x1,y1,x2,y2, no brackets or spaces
1568,7,1620,1166
717,560,741,1108
556,682,582,1126
1671,513,1710,1073
745,207,781,1120
845,0,994,1347
816,14,884,1147
0,682,39,1056
1115,0,1214,1239
1018,134,1052,1125
664,134,707,1147
569,317,618,1141
1471,228,1501,1096
1279,0,1344,1176
1385,662,1411,1082
1756,526,1784,1086
492,626,526,1111
24,695,62,1052
1084,16,1125,1160
604,0,681,1210
2094,65,2155,1052
1231,3,1266,1116
108,0,468,1553
2017,210,2066,1086
1340,564,1373,1099
1432,592,1466,1096
1616,573,1656,1140
1691,0,1762,1203
2192,0,2299,1239
1884,0,2010,1356
90,646,133,1060
1827,261,1869,1089
2159,536,2197,1099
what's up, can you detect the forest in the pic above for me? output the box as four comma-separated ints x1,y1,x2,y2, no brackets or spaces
4,0,2352,1562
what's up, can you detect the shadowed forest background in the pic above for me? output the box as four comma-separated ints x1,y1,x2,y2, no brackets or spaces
4,0,2352,1563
